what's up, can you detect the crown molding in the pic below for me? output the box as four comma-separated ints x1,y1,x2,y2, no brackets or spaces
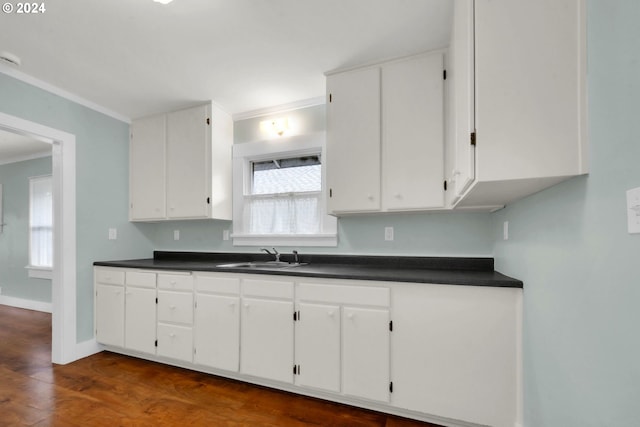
233,96,325,121
0,64,131,124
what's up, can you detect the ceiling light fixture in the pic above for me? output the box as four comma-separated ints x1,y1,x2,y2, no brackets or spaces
0,51,21,67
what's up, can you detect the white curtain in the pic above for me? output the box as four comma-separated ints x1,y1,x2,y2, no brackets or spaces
244,193,321,235
30,176,53,267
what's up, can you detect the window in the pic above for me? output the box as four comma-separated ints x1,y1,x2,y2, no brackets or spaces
29,175,53,270
232,133,337,246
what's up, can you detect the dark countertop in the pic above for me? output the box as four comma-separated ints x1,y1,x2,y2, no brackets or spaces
93,251,523,288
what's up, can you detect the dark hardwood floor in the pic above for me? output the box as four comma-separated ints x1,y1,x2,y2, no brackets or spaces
0,304,442,426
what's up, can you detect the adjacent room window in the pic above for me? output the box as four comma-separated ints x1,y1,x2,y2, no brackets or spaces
29,175,53,269
232,133,337,246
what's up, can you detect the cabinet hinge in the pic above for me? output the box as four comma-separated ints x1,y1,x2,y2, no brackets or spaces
389,382,393,393
443,180,447,191
206,117,210,125
389,320,393,332
154,340,158,347
470,131,476,146
443,69,447,80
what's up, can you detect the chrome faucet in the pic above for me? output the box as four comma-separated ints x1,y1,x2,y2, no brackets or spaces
292,250,299,264
261,247,280,262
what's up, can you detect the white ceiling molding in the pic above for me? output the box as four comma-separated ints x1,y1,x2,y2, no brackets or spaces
0,63,131,124
233,96,326,122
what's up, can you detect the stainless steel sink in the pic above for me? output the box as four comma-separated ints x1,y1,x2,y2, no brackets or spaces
216,261,306,269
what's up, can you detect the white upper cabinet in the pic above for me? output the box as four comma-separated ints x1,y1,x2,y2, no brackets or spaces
326,51,445,215
129,114,166,220
129,102,233,221
382,53,445,211
326,67,381,213
449,0,588,208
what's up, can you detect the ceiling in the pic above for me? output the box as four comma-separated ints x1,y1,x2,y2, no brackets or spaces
0,129,51,164
0,0,453,120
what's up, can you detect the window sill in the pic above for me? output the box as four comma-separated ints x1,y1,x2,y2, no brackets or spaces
25,266,53,280
232,233,338,247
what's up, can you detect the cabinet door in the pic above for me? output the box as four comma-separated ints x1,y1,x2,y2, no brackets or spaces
95,284,124,347
240,297,294,383
157,323,193,363
130,114,166,220
295,303,341,392
382,53,445,210
125,287,156,355
391,284,520,427
326,67,381,213
194,294,240,372
451,0,476,199
166,104,210,219
474,0,585,181
342,306,390,402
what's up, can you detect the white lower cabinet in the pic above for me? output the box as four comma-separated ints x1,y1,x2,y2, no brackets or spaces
157,272,194,363
240,278,294,383
342,306,390,403
295,282,391,403
124,272,157,355
391,283,521,427
294,302,341,392
194,273,240,372
95,282,125,347
94,267,521,427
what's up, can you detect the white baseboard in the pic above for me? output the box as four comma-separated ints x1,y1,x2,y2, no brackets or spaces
72,339,102,362
0,295,52,313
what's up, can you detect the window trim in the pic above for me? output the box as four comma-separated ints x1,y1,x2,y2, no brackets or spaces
231,132,337,247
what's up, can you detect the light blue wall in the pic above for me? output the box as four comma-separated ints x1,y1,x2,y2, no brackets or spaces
0,156,52,302
0,73,155,341
492,1,640,425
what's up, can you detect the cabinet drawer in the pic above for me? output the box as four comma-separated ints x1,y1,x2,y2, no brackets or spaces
126,271,156,288
297,283,390,307
157,323,193,363
158,273,193,291
158,290,194,324
196,274,240,295
242,278,293,299
95,268,125,286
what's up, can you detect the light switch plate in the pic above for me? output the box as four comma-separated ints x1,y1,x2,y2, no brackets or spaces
108,228,117,240
627,187,640,234
173,230,180,240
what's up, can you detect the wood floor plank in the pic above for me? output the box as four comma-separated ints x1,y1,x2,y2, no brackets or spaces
0,305,443,426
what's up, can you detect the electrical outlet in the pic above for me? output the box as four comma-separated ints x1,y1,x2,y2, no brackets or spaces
384,226,394,241
108,228,117,240
503,221,509,240
173,230,180,241
223,230,230,241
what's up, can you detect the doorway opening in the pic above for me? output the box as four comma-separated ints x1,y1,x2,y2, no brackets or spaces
0,111,76,364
